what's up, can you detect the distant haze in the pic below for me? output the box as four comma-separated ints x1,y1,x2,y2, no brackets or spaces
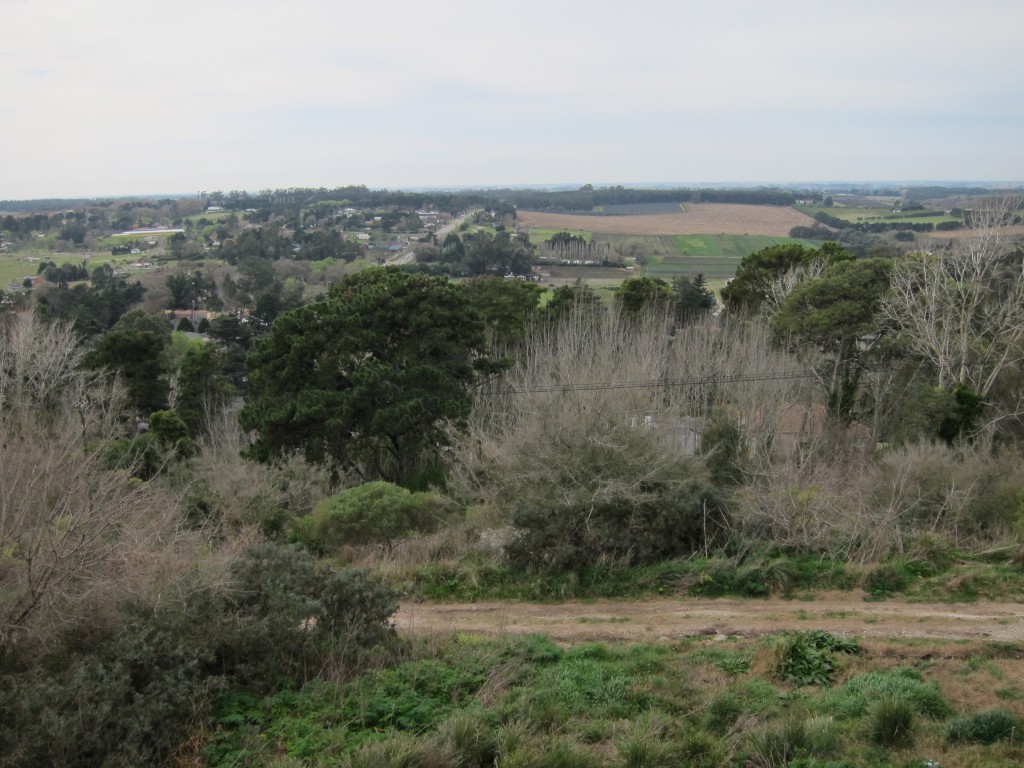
3,0,1022,199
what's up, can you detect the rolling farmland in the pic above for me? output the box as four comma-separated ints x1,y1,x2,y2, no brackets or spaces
522,203,822,282
517,203,818,237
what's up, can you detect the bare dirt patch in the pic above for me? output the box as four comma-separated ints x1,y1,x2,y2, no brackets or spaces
396,595,1024,644
517,204,818,237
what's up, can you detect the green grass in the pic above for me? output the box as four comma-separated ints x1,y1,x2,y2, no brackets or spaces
201,632,1024,768
671,234,820,258
0,255,40,287
796,204,959,227
633,235,822,281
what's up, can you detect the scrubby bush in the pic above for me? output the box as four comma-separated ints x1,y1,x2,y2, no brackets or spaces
506,478,725,571
301,481,449,552
447,310,780,570
219,543,398,685
0,613,216,768
182,426,338,536
0,542,398,766
872,442,1024,542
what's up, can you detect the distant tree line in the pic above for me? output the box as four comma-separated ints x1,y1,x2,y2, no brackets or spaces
204,185,485,218
475,185,801,213
807,211,963,234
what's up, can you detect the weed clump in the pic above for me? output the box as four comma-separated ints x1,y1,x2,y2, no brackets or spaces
776,631,860,687
865,695,915,747
947,708,1022,745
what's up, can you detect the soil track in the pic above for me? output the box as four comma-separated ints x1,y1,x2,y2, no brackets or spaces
396,595,1024,645
517,204,817,237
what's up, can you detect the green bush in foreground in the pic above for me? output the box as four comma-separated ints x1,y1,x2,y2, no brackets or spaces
1,543,398,768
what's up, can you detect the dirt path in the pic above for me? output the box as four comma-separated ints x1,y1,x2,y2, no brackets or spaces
396,594,1024,644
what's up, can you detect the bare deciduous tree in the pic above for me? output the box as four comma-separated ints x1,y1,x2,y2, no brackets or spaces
447,306,812,516
0,314,196,654
881,198,1024,409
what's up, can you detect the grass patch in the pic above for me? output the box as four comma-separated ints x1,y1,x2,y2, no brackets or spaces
795,204,959,227
825,667,952,720
200,633,1024,767
628,235,822,281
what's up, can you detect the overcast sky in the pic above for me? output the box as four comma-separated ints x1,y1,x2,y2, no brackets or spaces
3,0,1022,199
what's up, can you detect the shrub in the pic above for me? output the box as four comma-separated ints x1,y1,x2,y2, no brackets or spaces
219,543,398,686
947,708,1022,744
506,480,725,571
0,609,216,768
700,413,748,487
863,562,911,598
305,481,448,551
148,409,196,457
181,435,338,538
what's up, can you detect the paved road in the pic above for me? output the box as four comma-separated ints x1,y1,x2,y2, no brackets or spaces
386,208,482,266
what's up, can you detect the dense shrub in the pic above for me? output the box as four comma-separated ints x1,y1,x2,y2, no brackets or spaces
218,543,398,685
0,609,215,768
301,481,449,552
506,480,725,571
0,543,398,766
700,413,748,487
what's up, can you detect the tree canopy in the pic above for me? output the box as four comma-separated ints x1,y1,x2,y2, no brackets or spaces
721,242,852,313
773,258,892,417
240,267,501,484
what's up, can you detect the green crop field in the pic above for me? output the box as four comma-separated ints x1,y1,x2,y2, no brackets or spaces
796,204,959,227
636,235,821,280
672,234,819,258
527,227,593,246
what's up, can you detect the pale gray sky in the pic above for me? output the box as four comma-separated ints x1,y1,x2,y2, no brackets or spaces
3,0,1022,199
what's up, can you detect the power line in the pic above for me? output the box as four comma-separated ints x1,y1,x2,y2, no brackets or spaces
477,368,828,397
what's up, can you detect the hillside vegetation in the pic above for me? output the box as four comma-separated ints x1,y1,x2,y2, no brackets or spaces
2,190,1024,765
